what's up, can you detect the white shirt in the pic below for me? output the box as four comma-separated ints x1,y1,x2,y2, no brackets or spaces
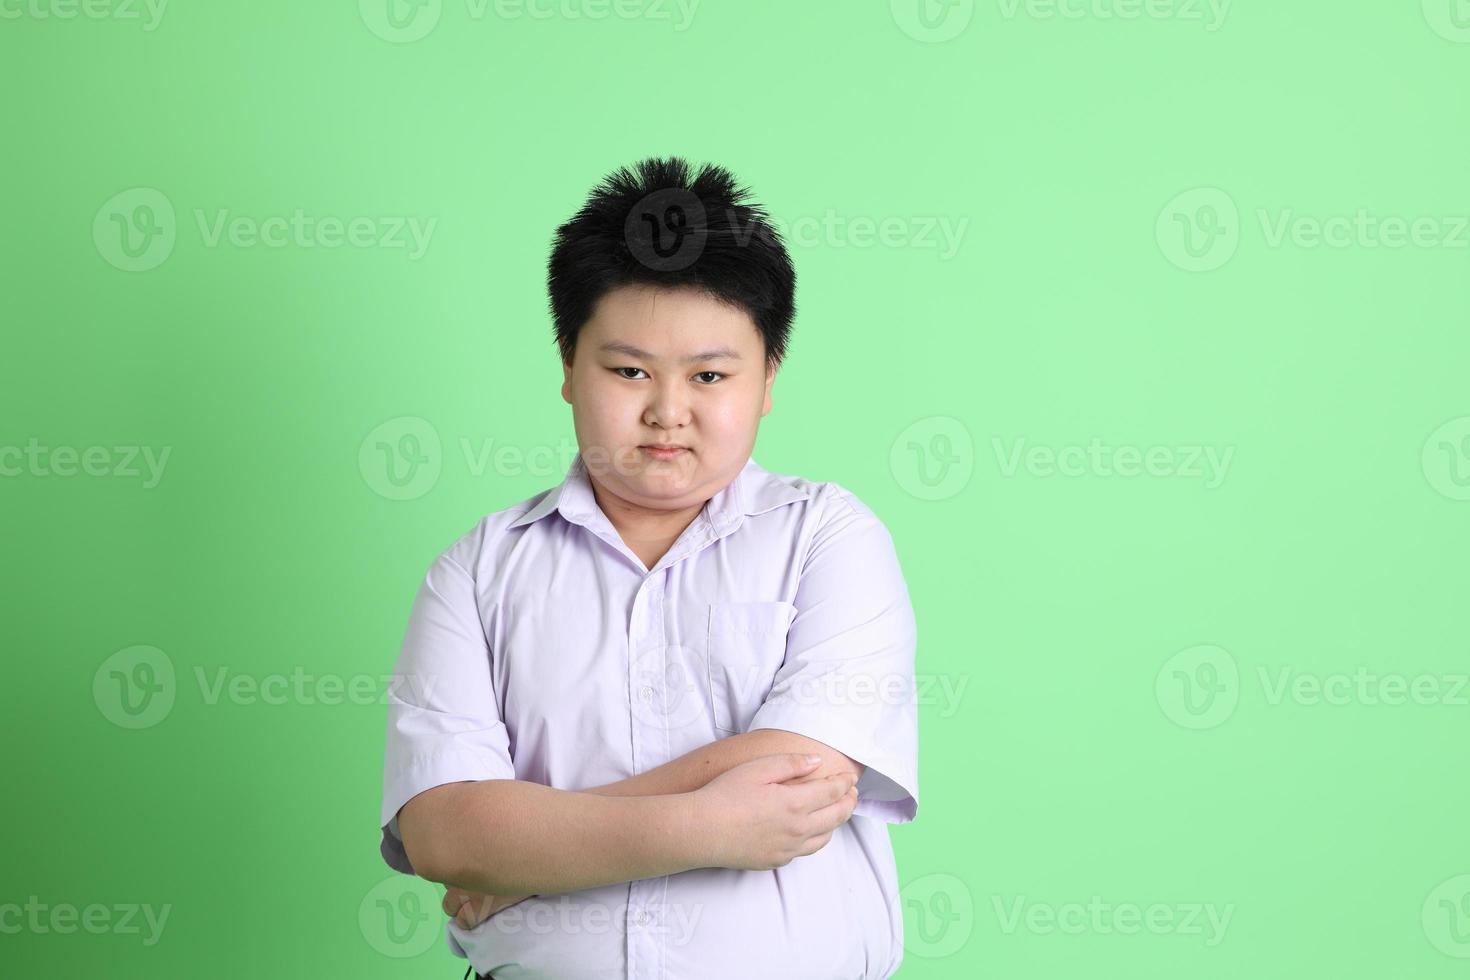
380,450,919,979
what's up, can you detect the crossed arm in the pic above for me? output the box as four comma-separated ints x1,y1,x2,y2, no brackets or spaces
415,727,864,927
581,727,864,797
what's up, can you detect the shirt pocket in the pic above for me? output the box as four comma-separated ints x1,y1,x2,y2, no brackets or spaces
705,600,798,735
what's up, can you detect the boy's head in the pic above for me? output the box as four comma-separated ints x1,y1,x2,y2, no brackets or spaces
548,157,796,515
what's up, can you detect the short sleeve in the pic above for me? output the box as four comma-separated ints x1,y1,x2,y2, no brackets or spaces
379,551,517,875
747,489,919,823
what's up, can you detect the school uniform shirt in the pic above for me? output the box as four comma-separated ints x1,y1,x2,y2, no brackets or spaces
379,450,919,980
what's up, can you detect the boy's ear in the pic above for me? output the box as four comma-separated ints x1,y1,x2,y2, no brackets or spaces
561,360,573,405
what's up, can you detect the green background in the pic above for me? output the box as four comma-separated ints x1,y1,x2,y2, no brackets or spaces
4,0,1469,976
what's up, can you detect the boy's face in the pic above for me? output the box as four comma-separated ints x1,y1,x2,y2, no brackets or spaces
561,283,776,518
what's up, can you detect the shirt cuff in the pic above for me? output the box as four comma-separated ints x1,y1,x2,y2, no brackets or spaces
748,710,918,824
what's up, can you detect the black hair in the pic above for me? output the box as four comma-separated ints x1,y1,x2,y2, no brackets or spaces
546,156,796,371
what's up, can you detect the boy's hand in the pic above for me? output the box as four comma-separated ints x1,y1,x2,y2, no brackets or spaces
441,886,532,928
693,754,859,871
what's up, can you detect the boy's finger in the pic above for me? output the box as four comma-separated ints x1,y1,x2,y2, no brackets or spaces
808,785,859,830
796,773,854,811
761,752,824,784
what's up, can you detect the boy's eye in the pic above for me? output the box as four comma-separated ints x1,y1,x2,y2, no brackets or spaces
611,368,725,384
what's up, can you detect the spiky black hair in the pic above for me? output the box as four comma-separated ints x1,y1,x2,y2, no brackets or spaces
546,157,796,370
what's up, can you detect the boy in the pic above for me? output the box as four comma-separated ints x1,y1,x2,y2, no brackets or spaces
379,157,919,979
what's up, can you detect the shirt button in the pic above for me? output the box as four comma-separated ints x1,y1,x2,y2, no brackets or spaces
639,686,655,702
636,910,649,926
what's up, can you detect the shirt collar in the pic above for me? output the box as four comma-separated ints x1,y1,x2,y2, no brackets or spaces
508,450,811,536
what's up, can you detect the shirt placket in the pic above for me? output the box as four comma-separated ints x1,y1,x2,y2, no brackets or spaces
626,571,669,980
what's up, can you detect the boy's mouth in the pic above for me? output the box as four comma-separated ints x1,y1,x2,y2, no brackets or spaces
639,445,689,460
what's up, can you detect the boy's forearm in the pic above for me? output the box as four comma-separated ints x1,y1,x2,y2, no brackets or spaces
582,728,863,798
411,731,858,902
406,779,708,896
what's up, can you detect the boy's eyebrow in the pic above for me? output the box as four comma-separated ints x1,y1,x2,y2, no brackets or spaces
597,341,743,363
